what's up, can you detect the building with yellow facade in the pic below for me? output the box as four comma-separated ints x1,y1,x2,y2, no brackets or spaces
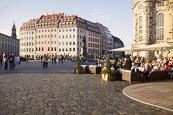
132,0,173,57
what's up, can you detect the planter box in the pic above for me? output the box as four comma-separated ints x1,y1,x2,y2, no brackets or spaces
102,73,116,81
121,69,140,83
88,65,101,74
74,68,84,74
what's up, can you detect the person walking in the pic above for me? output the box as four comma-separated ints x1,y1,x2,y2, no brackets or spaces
42,55,46,68
15,55,20,69
54,56,57,64
51,55,54,64
45,55,49,68
3,55,8,70
0,55,2,66
9,53,15,70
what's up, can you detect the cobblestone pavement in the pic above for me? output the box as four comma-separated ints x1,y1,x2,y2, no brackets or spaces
0,61,172,115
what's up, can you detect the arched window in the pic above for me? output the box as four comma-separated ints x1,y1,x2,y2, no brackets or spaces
156,13,164,40
138,16,143,41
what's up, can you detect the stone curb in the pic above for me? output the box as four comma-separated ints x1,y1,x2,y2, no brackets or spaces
123,87,173,112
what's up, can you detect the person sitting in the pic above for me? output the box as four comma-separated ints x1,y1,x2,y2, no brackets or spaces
168,64,173,79
151,63,159,72
162,63,169,72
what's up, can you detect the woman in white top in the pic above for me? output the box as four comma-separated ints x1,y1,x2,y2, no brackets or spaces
15,56,20,69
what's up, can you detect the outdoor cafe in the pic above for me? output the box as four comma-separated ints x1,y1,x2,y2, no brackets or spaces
109,42,173,83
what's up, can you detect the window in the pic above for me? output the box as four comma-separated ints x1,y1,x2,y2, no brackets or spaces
138,16,143,41
156,2,164,7
156,13,164,40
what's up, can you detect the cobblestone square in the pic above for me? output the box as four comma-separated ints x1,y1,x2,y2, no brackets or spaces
0,61,172,115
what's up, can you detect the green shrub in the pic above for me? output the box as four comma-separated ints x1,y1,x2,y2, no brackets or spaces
102,58,113,75
75,59,83,70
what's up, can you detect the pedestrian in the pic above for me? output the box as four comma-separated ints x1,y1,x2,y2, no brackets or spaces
0,55,2,66
59,55,63,63
45,55,48,68
3,54,8,70
15,55,20,69
40,55,43,63
9,53,15,70
51,55,54,64
54,56,57,64
42,55,46,68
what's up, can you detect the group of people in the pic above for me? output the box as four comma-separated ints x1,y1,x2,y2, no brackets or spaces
1,53,20,70
130,56,173,80
96,55,173,80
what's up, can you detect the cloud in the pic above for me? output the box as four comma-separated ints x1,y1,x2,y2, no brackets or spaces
0,0,11,9
0,28,11,36
90,10,111,23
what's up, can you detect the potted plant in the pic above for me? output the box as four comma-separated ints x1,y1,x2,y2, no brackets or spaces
74,59,84,74
101,58,115,81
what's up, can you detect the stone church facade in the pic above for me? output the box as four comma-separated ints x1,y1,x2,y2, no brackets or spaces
132,0,173,57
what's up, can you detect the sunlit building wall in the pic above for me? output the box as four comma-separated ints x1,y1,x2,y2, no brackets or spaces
132,0,173,57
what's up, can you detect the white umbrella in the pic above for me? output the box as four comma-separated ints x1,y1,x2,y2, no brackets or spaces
109,45,139,52
135,43,173,51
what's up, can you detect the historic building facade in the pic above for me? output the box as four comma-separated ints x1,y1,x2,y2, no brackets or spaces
20,13,102,59
112,35,124,58
20,13,124,59
132,0,173,57
0,24,19,56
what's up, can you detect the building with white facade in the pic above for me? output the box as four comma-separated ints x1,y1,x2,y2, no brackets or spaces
20,13,124,59
20,13,102,59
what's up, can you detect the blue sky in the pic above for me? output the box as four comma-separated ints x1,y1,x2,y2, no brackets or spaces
0,0,134,46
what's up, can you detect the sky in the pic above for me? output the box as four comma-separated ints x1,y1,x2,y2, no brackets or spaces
0,0,134,46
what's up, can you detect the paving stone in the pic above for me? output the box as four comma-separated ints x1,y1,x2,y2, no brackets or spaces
0,61,172,115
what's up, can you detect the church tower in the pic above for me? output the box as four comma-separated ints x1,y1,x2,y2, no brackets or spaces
132,0,173,57
11,22,17,39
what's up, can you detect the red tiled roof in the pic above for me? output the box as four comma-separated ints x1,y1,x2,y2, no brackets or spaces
42,13,62,19
64,15,77,19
